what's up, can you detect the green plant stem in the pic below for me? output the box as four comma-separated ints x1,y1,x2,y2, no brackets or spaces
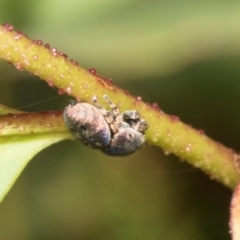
0,24,239,188
0,111,69,136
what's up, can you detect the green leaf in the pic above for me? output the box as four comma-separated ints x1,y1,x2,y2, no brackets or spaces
0,133,68,203
0,104,71,203
0,103,22,115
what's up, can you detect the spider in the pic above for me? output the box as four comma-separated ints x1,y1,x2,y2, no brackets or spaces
63,95,148,156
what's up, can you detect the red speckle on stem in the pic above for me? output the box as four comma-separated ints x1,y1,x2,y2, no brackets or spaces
198,129,205,135
14,63,24,71
47,80,54,87
3,23,14,31
70,59,79,66
102,77,114,85
44,44,50,49
65,87,72,94
152,102,161,111
229,181,240,240
169,115,180,122
59,52,68,58
36,40,42,45
89,68,97,75
58,88,65,95
14,32,23,40
136,96,142,101
5,120,12,125
51,48,58,56
33,40,43,45
51,112,61,118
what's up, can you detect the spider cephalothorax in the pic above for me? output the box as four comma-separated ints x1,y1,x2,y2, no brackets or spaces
63,95,148,156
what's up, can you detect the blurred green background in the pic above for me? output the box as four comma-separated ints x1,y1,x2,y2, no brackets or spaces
1,0,240,239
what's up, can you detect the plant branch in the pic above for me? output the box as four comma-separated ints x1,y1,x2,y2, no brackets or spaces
0,23,239,188
0,110,69,137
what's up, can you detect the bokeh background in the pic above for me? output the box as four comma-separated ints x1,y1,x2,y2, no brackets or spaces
0,1,240,239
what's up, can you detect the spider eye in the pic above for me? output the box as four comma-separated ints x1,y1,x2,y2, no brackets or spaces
80,126,86,131
128,132,134,138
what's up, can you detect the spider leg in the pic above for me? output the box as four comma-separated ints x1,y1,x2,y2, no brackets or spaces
103,95,123,126
137,119,148,133
124,119,148,133
122,110,148,133
122,110,140,121
92,96,119,133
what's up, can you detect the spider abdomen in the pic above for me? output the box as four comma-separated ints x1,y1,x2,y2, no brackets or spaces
63,102,111,148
